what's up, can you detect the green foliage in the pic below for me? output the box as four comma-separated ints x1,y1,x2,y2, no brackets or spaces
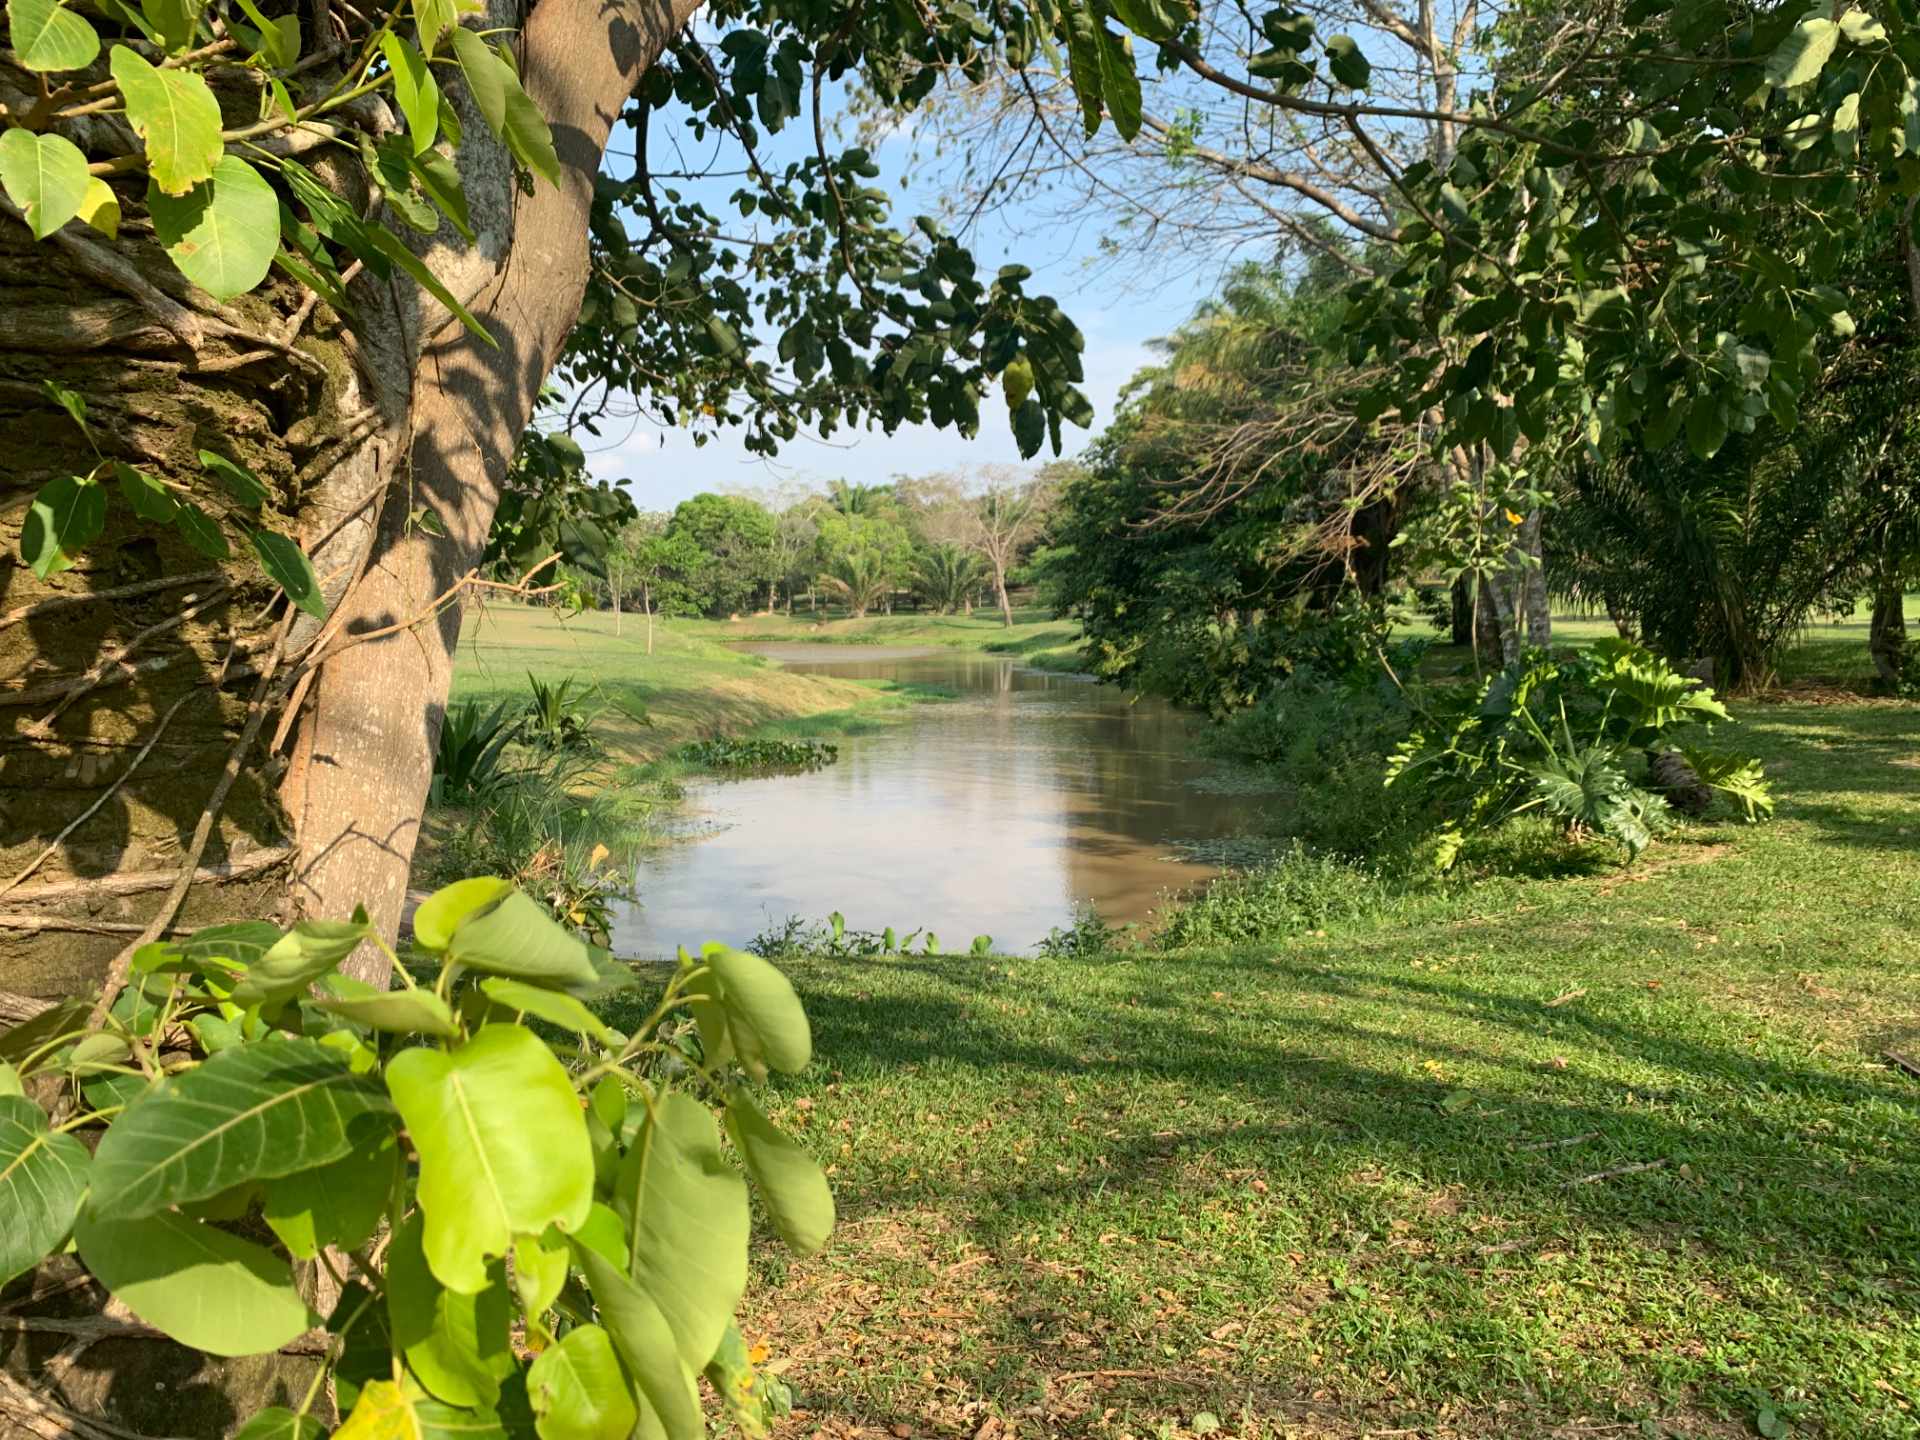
1034,905,1130,959
748,911,945,960
431,698,523,803
0,878,829,1440
522,673,602,754
487,427,641,583
665,493,777,616
1156,843,1390,949
677,736,838,773
1389,642,1772,863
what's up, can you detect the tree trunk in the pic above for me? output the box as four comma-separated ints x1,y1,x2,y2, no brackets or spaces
613,584,622,635
0,0,700,997
644,586,654,656
993,562,1013,627
1871,574,1907,691
1449,574,1473,647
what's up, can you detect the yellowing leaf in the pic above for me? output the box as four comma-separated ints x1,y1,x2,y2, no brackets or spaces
111,45,224,195
335,1381,424,1440
77,177,120,238
7,0,100,71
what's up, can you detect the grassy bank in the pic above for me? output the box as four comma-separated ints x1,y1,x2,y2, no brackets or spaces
667,606,1089,672
602,687,1920,1439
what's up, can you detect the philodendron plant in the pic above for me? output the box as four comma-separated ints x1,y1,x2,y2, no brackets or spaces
0,876,832,1439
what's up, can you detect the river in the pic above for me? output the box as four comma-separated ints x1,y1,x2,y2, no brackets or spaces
610,646,1273,957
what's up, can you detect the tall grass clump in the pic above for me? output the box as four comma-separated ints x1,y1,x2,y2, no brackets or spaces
1156,843,1392,949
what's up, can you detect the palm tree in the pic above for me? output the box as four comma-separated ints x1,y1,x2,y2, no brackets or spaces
913,544,986,614
819,550,893,618
826,479,893,516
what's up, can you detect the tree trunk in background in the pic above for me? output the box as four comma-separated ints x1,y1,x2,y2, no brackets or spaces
1871,577,1907,690
1474,514,1551,668
613,585,623,635
993,563,1014,627
1450,574,1473,646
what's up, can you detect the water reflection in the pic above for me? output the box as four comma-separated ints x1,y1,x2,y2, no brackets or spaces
611,647,1270,957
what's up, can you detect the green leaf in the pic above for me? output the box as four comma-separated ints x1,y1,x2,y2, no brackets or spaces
387,1213,513,1408
315,980,461,1038
0,129,91,238
382,33,441,153
21,475,106,580
150,156,279,300
73,1207,311,1356
449,25,559,184
1765,14,1839,88
229,0,296,65
512,1229,569,1331
262,1128,399,1258
1094,28,1141,141
233,1408,327,1440
1104,0,1186,42
725,1096,833,1257
0,1095,91,1288
704,944,812,1078
1063,15,1104,136
199,449,270,506
111,45,224,195
365,223,496,345
251,528,327,619
174,500,231,558
527,1324,637,1440
447,889,598,988
1685,399,1728,459
0,1063,21,1098
116,462,179,523
139,0,200,52
88,1035,392,1220
412,876,512,951
477,978,619,1044
617,1091,748,1373
410,149,475,242
414,0,456,57
1324,34,1370,89
386,1025,594,1293
573,1246,702,1440
1838,7,1885,41
228,917,372,1010
7,0,100,70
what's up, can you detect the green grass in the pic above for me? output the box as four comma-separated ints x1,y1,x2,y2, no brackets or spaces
604,693,1920,1439
667,606,1089,670
449,603,966,766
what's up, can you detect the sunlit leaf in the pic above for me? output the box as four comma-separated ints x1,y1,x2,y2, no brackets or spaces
252,528,328,618
111,45,223,195
382,33,441,153
0,1095,90,1287
263,1127,399,1258
73,1207,311,1356
704,944,812,1077
528,1324,637,1440
8,0,100,71
725,1095,833,1257
0,129,91,238
20,476,105,580
386,1025,593,1293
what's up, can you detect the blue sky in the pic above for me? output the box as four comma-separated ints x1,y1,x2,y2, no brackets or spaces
578,92,1222,509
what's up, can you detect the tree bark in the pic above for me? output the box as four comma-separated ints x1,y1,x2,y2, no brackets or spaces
0,0,702,1003
993,561,1013,627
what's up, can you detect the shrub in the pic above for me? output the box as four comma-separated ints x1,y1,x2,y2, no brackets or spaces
522,672,604,753
1035,904,1131,959
431,697,522,803
0,880,827,1440
1157,843,1390,949
678,736,839,773
748,911,948,958
1390,640,1773,863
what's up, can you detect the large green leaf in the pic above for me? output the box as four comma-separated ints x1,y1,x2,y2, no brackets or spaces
73,1208,312,1356
382,32,441,153
388,1214,513,1407
20,475,105,580
412,876,511,951
386,1025,593,1293
199,448,269,507
0,129,91,238
111,45,223,195
8,0,100,70
263,1127,399,1258
149,156,280,299
0,1095,90,1287
1766,14,1839,88
572,1247,701,1440
617,1091,748,1373
527,1324,637,1440
365,222,496,345
478,978,620,1044
446,890,598,988
1093,28,1140,141
704,945,811,1077
88,1035,392,1219
512,1229,569,1334
448,25,559,184
316,979,461,1038
725,1096,833,1257
228,916,371,1010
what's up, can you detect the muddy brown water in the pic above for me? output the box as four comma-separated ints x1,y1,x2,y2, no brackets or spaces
610,646,1275,957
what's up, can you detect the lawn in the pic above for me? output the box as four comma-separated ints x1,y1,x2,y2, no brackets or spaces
601,692,1920,1439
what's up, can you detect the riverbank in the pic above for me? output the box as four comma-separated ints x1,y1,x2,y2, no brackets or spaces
668,606,1089,672
602,687,1920,1439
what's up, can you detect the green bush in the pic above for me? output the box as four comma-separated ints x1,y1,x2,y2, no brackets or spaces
0,880,827,1440
1389,640,1773,863
1157,843,1390,949
431,697,522,803
678,737,839,773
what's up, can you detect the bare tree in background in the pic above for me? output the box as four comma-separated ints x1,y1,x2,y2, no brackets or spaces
906,466,1059,627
